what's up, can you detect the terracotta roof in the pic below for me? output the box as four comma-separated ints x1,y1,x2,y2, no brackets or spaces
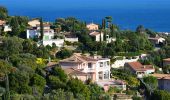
89,31,101,36
127,62,154,72
64,68,87,76
28,19,39,22
148,37,165,41
152,74,170,80
87,23,98,26
60,53,97,63
143,65,154,69
36,23,51,27
163,58,170,62
46,62,57,67
0,20,6,25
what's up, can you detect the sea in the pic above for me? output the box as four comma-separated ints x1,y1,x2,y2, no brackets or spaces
1,0,170,32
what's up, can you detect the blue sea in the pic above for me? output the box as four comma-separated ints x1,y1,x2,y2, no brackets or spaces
1,0,170,32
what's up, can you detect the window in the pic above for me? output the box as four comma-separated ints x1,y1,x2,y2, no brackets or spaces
107,61,110,66
98,72,103,80
100,62,103,67
104,71,109,79
104,62,107,67
88,63,92,68
87,75,92,79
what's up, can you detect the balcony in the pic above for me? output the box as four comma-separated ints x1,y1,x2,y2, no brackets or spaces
86,68,96,72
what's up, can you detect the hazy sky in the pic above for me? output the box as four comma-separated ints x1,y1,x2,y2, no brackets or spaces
1,0,170,10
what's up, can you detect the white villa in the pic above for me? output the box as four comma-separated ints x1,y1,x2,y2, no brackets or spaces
89,31,104,42
27,22,64,47
0,20,12,32
148,36,165,45
3,25,12,32
42,39,64,47
59,53,110,82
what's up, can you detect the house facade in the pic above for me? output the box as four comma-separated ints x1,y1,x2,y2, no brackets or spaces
59,53,110,82
42,39,64,47
152,74,170,92
125,62,155,78
89,31,104,42
3,25,12,32
27,21,65,47
148,37,165,45
0,20,12,33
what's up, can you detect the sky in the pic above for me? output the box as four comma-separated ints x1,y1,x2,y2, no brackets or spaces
1,0,170,10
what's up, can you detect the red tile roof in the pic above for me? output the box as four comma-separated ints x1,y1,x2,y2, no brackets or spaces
60,53,98,64
152,74,170,80
163,58,170,62
46,62,57,67
0,20,6,25
127,62,154,72
36,23,51,27
64,68,87,76
89,31,101,36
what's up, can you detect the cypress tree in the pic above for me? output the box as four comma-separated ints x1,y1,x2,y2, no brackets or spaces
102,19,106,29
40,18,44,40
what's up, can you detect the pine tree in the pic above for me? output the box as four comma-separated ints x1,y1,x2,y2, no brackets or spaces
10,17,20,36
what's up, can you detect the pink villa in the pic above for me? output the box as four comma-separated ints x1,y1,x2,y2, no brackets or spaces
59,53,110,82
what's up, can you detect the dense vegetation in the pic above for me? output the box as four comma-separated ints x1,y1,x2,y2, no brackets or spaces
111,68,140,87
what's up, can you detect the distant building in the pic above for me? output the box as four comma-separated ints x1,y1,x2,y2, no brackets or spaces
112,56,139,69
36,23,51,30
0,20,6,26
27,21,64,47
148,37,165,45
27,28,55,40
59,53,110,82
89,31,104,42
42,39,64,47
43,29,55,40
86,23,99,31
28,19,40,27
163,58,170,67
64,34,78,43
152,74,170,92
26,29,39,39
125,62,155,78
27,23,54,40
65,37,78,43
3,25,12,32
